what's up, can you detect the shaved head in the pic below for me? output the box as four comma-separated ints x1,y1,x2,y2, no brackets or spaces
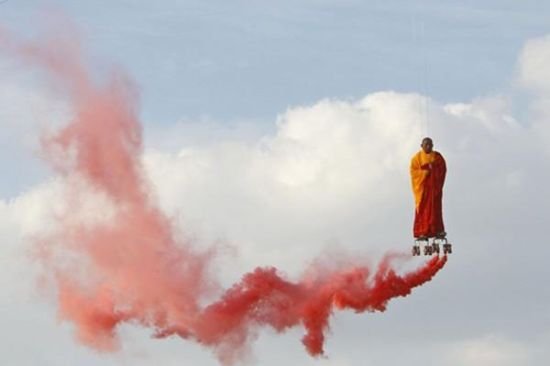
421,137,433,153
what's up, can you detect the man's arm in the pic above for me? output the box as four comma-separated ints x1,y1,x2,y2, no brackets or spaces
410,153,427,207
411,154,429,179
434,153,447,189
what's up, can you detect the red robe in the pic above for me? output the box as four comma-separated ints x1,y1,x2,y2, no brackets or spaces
410,150,446,238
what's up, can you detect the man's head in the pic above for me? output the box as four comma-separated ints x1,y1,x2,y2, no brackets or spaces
421,137,433,153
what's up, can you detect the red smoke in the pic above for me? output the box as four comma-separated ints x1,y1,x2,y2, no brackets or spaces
190,254,446,361
1,23,447,364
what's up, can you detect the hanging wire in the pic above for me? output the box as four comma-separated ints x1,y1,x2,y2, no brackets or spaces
412,13,430,140
420,21,431,139
412,12,430,139
412,17,423,140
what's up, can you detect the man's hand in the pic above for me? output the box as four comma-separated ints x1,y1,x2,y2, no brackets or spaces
421,163,432,175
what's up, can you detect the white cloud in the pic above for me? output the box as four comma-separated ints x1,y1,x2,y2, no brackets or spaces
142,86,541,276
142,92,434,282
514,35,550,154
443,335,532,366
517,35,550,93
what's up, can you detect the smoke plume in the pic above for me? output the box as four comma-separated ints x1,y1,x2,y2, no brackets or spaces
1,23,447,364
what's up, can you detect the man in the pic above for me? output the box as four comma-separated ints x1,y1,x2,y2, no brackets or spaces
410,137,447,240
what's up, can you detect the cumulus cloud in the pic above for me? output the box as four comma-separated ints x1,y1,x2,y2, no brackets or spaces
517,35,550,93
443,335,532,366
142,92,429,280
141,88,541,276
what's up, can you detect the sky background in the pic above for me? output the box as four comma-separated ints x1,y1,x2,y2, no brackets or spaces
1,1,550,365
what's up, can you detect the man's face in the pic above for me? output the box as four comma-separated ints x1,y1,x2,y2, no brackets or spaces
421,138,433,153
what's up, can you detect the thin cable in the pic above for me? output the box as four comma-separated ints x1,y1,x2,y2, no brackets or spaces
412,15,431,140
412,13,424,140
420,22,430,138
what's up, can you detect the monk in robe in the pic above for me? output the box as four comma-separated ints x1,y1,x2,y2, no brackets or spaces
410,137,447,239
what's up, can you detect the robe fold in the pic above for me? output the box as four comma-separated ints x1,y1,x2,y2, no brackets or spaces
410,150,446,238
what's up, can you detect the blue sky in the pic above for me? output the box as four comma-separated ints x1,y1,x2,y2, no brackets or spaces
3,0,550,124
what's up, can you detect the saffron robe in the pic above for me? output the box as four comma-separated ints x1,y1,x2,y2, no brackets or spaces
410,150,446,238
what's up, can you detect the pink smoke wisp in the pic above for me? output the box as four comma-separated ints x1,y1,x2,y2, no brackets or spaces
3,26,447,364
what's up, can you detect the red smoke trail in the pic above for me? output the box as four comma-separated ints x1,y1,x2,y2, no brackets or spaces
190,254,446,361
1,23,447,364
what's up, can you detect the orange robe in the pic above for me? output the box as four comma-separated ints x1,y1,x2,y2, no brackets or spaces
410,150,446,238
